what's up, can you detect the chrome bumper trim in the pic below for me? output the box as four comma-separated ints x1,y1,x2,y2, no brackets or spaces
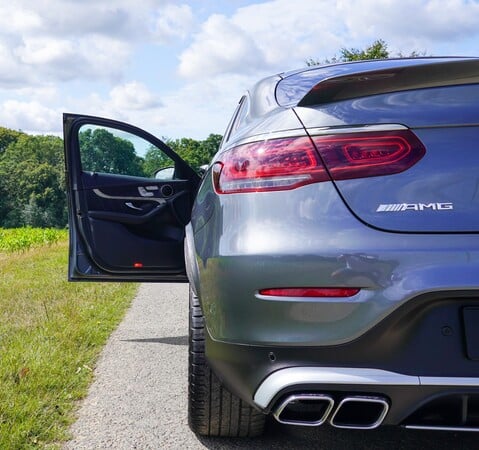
254,367,418,409
405,425,479,432
254,367,479,409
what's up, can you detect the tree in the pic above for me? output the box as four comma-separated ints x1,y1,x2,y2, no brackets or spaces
144,134,223,176
168,134,223,171
143,145,175,177
0,134,67,227
306,39,425,66
79,128,145,177
340,39,389,62
200,134,223,163
0,127,23,154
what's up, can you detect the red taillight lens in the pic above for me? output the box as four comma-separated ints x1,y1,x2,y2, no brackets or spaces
213,137,329,194
213,130,425,194
259,287,360,298
312,130,425,180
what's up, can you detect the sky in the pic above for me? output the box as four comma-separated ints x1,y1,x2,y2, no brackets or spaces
0,0,478,140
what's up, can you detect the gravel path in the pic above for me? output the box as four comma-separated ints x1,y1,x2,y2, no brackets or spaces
65,283,194,449
64,283,478,450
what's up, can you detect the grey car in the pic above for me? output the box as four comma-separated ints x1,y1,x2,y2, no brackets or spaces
64,56,479,437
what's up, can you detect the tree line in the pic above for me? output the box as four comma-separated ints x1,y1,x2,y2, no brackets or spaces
0,126,222,228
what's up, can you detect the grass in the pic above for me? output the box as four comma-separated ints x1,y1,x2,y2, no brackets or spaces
0,233,138,449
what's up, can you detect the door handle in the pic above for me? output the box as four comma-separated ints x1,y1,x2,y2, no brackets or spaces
138,186,158,197
125,202,143,211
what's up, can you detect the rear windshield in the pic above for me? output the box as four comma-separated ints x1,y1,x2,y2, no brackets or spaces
275,58,460,107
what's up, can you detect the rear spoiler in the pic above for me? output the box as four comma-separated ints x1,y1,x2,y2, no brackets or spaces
297,59,479,107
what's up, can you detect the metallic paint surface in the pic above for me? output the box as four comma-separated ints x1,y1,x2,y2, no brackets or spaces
192,178,479,345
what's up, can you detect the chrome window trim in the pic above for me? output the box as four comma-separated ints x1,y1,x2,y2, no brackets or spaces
307,123,408,136
224,128,307,149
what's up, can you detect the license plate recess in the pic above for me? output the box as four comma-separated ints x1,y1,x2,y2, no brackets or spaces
463,307,479,360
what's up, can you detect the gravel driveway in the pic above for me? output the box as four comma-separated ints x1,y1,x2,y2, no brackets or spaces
64,283,478,449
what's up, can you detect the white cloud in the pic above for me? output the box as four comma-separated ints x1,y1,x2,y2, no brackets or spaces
338,0,479,52
0,0,171,88
152,4,194,42
178,0,479,79
109,82,162,110
178,14,264,78
15,37,76,66
0,100,59,132
0,0,478,138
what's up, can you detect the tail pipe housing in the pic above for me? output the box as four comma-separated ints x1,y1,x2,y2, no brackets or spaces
273,394,389,429
274,394,334,426
329,396,389,429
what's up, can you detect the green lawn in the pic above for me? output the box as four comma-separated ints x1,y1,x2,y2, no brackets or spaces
0,237,138,449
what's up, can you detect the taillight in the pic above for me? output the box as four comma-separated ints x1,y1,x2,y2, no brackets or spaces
259,287,360,298
312,130,425,180
213,137,329,194
213,130,425,194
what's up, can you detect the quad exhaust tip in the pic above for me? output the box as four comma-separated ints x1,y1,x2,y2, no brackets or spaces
273,394,389,429
329,396,389,430
274,394,334,426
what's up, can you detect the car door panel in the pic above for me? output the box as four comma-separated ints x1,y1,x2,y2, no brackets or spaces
64,113,200,281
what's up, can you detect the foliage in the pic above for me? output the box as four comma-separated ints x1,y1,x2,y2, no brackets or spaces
0,237,138,449
306,39,426,66
341,39,389,61
79,128,145,176
0,127,23,154
144,133,222,174
0,134,67,228
0,227,67,253
142,144,175,177
168,133,222,171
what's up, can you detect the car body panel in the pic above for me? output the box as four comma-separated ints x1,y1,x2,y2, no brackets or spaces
191,177,479,345
293,83,479,233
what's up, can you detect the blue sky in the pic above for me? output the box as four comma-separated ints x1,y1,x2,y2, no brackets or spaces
0,0,478,140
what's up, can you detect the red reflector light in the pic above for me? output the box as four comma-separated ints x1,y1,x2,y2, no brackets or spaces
213,137,329,194
259,288,360,298
312,130,425,180
133,262,143,268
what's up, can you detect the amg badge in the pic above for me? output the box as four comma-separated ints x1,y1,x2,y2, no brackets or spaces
376,202,454,212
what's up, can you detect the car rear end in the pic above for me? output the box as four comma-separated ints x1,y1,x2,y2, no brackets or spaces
188,57,479,431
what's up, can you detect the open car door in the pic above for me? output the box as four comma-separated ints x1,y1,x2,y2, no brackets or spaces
63,113,201,281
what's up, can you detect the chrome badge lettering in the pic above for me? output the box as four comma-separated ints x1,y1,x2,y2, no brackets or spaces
376,202,454,212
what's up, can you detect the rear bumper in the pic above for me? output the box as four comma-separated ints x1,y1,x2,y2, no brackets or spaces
205,292,479,427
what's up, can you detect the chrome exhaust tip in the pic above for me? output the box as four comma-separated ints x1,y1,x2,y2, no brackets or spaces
330,396,389,429
274,394,334,426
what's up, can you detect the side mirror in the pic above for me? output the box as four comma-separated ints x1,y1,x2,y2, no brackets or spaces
198,164,209,177
154,166,175,180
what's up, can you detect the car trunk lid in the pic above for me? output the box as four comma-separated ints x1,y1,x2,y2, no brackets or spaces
291,60,479,233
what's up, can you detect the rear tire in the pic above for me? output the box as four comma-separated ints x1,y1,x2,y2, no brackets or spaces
188,287,265,437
